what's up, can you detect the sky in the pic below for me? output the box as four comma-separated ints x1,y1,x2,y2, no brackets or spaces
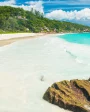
0,0,90,26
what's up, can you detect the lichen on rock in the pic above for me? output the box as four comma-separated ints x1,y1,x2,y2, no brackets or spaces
43,79,90,112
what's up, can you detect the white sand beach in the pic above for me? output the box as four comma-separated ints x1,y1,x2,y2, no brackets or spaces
0,33,45,46
0,33,45,40
0,33,90,112
0,33,73,112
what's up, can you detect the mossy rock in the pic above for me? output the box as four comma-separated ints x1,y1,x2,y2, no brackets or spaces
43,79,90,112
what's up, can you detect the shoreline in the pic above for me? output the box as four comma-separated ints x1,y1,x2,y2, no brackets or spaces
0,33,66,47
0,33,46,47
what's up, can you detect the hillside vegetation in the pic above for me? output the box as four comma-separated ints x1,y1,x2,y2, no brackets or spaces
0,6,90,33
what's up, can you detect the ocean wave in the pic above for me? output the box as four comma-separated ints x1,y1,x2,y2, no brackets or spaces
59,37,90,66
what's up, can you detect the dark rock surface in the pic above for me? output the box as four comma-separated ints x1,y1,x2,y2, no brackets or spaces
43,80,90,112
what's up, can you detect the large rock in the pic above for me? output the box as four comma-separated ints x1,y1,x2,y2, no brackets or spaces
43,80,90,112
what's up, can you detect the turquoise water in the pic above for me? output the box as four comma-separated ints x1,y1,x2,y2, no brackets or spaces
59,33,90,45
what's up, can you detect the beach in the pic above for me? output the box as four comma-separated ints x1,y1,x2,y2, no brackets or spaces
0,33,72,112
0,33,45,46
0,33,90,112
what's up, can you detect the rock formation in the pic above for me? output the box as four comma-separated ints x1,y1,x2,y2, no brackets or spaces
43,80,90,112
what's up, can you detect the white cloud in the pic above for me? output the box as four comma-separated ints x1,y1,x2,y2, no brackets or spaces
24,1,44,13
0,0,16,6
43,0,90,5
45,8,90,21
0,0,44,14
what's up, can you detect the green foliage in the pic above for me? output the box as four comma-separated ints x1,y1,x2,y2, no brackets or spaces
0,6,90,33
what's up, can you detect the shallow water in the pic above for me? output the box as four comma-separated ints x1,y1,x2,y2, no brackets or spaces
59,33,90,67
59,33,90,45
0,33,90,112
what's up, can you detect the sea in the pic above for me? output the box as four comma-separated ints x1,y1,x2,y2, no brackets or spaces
0,33,90,112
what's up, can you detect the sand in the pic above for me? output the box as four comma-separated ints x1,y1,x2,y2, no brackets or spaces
0,33,45,46
0,33,71,112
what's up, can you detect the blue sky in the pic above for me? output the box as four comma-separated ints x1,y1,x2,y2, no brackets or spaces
0,0,90,26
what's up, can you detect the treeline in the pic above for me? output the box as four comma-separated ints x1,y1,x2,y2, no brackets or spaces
0,6,90,33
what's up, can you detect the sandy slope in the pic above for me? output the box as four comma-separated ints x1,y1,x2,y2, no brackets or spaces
0,33,45,46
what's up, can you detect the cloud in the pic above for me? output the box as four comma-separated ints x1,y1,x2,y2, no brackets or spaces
0,0,16,6
45,8,90,21
43,0,90,5
25,1,44,13
0,0,44,13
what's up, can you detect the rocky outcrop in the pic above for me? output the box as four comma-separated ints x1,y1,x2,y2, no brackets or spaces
43,80,90,112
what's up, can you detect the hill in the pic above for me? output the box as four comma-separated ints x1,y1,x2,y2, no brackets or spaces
0,6,90,33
